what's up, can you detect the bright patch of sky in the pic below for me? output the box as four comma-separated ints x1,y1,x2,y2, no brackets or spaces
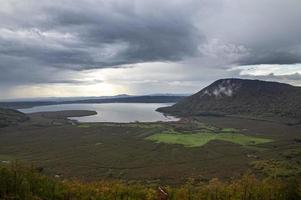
231,64,301,76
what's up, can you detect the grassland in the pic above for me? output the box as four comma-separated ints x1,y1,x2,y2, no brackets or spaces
146,121,273,147
146,132,273,147
0,112,300,184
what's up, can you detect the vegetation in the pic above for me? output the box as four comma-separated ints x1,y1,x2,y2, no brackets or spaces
0,108,29,127
77,122,165,129
251,160,301,178
0,163,300,200
146,130,272,147
1,114,300,183
158,79,301,124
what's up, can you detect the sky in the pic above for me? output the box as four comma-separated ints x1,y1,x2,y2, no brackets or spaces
1,0,301,100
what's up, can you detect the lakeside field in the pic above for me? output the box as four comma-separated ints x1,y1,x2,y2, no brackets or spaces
146,130,273,147
0,111,300,184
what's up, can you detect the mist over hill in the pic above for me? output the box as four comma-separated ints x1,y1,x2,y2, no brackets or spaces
158,79,301,124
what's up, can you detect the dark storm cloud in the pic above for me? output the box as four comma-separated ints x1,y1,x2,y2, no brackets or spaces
237,48,301,66
0,0,301,91
0,0,201,72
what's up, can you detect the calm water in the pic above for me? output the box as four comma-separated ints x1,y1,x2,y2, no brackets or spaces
19,103,178,123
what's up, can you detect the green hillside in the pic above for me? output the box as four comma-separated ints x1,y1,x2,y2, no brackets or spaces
158,79,301,124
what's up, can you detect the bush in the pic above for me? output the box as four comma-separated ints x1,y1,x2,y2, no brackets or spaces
0,162,300,200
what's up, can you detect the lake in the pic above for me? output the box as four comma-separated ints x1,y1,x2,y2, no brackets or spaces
19,103,178,123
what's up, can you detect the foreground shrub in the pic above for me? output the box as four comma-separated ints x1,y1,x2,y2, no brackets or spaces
0,163,300,200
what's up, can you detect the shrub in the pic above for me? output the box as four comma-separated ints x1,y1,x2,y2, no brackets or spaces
0,162,300,200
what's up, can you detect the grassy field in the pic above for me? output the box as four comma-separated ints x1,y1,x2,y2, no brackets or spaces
146,132,273,147
0,112,300,184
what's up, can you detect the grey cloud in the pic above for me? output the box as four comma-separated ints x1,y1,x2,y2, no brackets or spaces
0,0,203,89
0,0,201,71
238,47,301,66
197,0,301,66
45,79,103,85
1,0,301,96
1,0,301,71
53,2,201,65
241,73,301,81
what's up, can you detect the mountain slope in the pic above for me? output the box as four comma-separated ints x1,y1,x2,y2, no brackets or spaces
0,108,29,127
157,79,301,124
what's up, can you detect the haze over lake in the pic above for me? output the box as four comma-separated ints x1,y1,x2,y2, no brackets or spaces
19,103,178,123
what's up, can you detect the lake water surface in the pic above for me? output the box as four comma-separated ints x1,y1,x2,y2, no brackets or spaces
19,103,178,123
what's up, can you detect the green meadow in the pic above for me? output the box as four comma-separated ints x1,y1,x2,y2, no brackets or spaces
146,131,273,147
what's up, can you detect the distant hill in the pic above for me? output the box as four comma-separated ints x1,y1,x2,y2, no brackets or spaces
0,95,185,109
0,108,29,127
72,95,184,104
157,79,301,124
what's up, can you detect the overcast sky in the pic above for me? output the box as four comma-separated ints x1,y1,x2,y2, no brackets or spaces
1,0,301,99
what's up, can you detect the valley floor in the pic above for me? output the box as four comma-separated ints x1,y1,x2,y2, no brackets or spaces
0,111,300,184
